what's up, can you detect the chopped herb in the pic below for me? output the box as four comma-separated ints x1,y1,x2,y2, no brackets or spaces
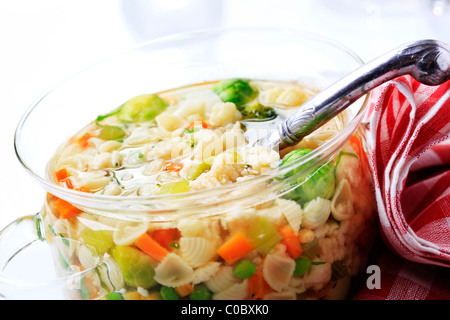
184,127,201,134
311,261,326,265
60,234,70,246
138,152,144,159
169,242,180,249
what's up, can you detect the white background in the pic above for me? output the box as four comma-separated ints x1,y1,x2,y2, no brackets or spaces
1,0,449,230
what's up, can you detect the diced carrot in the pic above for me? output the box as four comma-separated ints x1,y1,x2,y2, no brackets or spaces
74,186,91,193
186,120,209,130
150,228,181,250
54,198,82,220
135,232,169,262
55,168,69,182
279,225,303,259
248,268,270,300
175,283,194,297
164,163,183,172
77,133,94,149
217,231,254,265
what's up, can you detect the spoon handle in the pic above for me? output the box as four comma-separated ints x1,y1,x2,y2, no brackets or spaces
263,39,450,151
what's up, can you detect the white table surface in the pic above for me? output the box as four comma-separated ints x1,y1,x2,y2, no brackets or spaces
1,0,449,230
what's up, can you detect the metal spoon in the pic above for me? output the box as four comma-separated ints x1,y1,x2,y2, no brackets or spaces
258,39,450,151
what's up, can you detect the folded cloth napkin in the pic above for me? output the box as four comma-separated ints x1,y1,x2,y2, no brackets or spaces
355,75,450,300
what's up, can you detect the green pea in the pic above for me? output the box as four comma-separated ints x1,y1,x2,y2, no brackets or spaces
106,291,124,300
294,255,311,276
234,259,256,279
189,285,212,300
160,286,180,300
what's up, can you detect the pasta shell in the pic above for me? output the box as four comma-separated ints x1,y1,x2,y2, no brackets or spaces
205,266,240,293
98,255,125,292
113,222,148,246
276,198,303,235
302,198,331,229
193,262,221,285
331,179,354,221
156,114,189,132
212,279,248,300
179,237,217,268
78,244,98,269
154,253,194,287
263,251,296,292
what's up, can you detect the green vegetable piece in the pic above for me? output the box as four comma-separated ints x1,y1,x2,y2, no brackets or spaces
81,229,114,254
234,259,256,279
294,255,311,276
79,278,92,299
240,99,277,120
106,291,124,300
118,93,168,122
186,162,211,180
212,79,256,109
157,180,189,195
189,285,212,300
279,148,336,205
98,125,126,141
247,216,282,254
111,246,157,289
160,286,180,300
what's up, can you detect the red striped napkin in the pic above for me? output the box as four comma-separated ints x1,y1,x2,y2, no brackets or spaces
355,75,450,300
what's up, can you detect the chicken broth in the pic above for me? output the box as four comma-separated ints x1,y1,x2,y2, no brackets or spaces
42,79,377,300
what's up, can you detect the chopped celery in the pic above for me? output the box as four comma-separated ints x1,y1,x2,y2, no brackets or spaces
80,229,114,254
157,180,189,194
98,125,126,141
118,93,168,122
111,246,157,289
247,216,282,255
186,162,211,180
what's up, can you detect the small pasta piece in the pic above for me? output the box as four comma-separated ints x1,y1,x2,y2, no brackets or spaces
276,198,303,235
205,266,240,293
208,102,242,127
113,222,148,246
156,114,189,132
302,198,331,229
142,159,165,176
179,237,217,268
212,279,248,300
221,123,246,151
304,262,332,291
331,179,354,221
263,290,296,300
99,255,125,292
125,127,160,146
154,253,194,287
78,244,97,269
99,140,122,153
263,250,296,292
192,261,221,285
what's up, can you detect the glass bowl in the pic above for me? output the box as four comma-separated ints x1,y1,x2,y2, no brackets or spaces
3,27,376,300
